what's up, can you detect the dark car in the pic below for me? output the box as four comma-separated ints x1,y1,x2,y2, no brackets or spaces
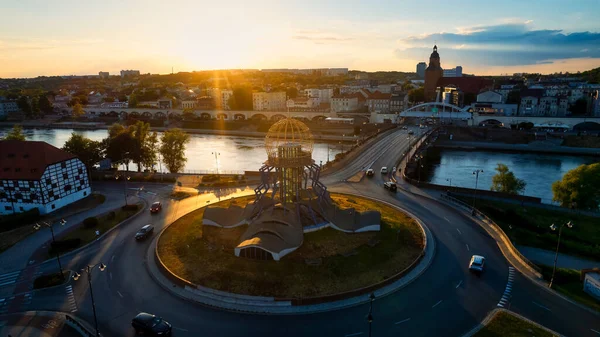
384,182,397,191
132,312,172,336
135,225,154,241
150,201,162,213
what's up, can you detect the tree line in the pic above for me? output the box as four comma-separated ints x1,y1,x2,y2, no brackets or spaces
1,122,190,174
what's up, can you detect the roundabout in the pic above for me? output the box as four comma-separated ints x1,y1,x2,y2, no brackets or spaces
155,192,427,302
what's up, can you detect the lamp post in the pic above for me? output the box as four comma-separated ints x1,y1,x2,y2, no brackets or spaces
73,262,107,337
115,175,131,206
472,169,484,213
415,154,424,183
211,152,220,176
34,219,67,279
549,221,573,288
367,292,375,337
446,178,452,192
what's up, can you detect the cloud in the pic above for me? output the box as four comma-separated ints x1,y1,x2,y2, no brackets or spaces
395,23,600,66
293,35,354,43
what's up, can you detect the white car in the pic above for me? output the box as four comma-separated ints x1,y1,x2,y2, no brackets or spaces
380,167,388,174
392,166,396,173
469,255,485,273
366,169,374,177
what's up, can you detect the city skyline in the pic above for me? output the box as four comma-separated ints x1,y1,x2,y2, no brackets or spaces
1,0,600,78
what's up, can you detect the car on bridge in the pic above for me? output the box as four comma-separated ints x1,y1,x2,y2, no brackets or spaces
380,167,388,174
366,169,374,177
150,201,162,213
384,182,397,192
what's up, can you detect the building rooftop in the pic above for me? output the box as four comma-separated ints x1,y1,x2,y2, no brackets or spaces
437,77,493,94
0,141,77,180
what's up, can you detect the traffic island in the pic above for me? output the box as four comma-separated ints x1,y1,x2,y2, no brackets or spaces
154,193,429,312
467,309,560,337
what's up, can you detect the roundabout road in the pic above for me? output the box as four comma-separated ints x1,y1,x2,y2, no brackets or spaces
23,126,600,337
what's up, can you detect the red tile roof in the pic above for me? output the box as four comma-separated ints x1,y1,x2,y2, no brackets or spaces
0,141,77,180
365,90,391,100
436,77,493,94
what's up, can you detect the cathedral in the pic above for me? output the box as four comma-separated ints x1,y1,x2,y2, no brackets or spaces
424,45,443,102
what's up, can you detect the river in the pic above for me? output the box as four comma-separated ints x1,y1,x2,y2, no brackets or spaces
0,128,343,173
427,150,599,204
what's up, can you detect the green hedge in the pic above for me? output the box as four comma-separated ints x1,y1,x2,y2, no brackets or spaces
49,238,81,255
83,217,99,228
33,272,67,289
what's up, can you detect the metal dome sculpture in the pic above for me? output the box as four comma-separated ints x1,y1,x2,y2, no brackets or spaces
265,118,314,167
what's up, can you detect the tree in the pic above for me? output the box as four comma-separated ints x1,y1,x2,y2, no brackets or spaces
30,97,40,118
72,103,84,118
62,133,104,169
105,123,136,171
17,96,31,116
159,128,190,173
2,125,26,141
130,121,156,172
142,132,159,170
229,86,253,110
286,87,298,99
552,163,600,210
490,164,526,195
182,109,195,121
408,88,425,103
38,95,53,114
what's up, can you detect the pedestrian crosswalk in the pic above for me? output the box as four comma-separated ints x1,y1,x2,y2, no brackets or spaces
0,293,32,314
0,270,21,287
65,285,77,312
497,266,516,308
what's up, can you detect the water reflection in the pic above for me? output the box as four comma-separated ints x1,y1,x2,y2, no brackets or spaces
428,150,598,204
0,127,343,172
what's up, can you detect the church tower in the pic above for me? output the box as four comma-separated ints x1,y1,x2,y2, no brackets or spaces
424,45,443,102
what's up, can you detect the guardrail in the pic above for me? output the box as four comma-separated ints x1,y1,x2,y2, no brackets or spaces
440,193,543,274
64,314,100,337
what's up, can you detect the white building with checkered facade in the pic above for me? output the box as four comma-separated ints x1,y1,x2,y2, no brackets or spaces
0,140,91,215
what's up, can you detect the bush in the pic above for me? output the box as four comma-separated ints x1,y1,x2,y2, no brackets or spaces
122,204,139,211
0,208,41,233
49,238,81,255
83,217,99,228
33,271,67,289
107,211,116,220
202,174,220,182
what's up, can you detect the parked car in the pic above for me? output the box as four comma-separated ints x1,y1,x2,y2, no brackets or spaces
135,224,154,241
132,312,172,336
402,126,408,130
380,167,388,174
392,166,396,173
366,169,374,177
150,201,162,213
384,182,397,191
469,255,485,274
408,130,415,135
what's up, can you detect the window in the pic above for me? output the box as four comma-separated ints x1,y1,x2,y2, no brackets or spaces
19,207,24,211
14,193,23,199
61,162,67,169
64,185,71,192
78,168,83,174
83,191,87,196
4,206,12,211
63,173,68,180
52,204,55,209
46,179,51,185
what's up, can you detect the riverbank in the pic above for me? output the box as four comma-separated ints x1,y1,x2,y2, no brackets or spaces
435,139,600,156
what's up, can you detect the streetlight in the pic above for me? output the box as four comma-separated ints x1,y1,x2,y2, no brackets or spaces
367,292,375,337
472,169,484,213
549,221,573,288
73,262,107,337
446,178,452,192
211,152,221,176
34,219,67,279
115,175,131,206
415,154,424,182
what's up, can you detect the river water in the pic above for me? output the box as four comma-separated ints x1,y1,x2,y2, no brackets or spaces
427,150,599,204
0,128,343,173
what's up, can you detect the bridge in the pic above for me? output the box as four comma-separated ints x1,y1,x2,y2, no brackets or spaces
81,108,334,122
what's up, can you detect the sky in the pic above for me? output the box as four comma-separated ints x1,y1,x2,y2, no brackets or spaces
1,0,599,78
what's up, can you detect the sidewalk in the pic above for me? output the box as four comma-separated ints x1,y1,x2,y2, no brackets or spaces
0,311,96,337
517,246,600,270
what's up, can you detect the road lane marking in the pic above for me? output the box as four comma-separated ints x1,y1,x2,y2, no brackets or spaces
395,318,411,325
455,280,462,288
456,228,462,235
432,300,442,308
445,217,451,222
117,291,124,298
465,244,470,251
590,329,600,335
174,328,189,332
532,301,551,312
345,333,364,337
498,267,516,308
111,255,115,263
109,272,113,280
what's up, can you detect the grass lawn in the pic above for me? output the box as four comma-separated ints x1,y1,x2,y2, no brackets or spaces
158,194,424,298
474,311,557,337
0,193,106,253
49,203,141,256
456,196,600,261
538,265,600,312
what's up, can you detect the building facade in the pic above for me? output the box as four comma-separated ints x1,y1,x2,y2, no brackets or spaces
443,66,463,77
416,62,426,79
181,100,197,109
0,99,19,118
286,97,320,110
0,141,91,215
390,93,408,113
365,91,391,113
252,92,287,111
424,45,444,102
98,71,109,79
304,88,333,103
331,95,359,114
120,70,140,78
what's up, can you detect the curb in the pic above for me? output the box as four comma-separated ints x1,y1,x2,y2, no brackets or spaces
147,192,435,314
461,308,564,337
41,199,147,265
4,311,99,337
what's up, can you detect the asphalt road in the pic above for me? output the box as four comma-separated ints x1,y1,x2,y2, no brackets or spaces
1,125,598,336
